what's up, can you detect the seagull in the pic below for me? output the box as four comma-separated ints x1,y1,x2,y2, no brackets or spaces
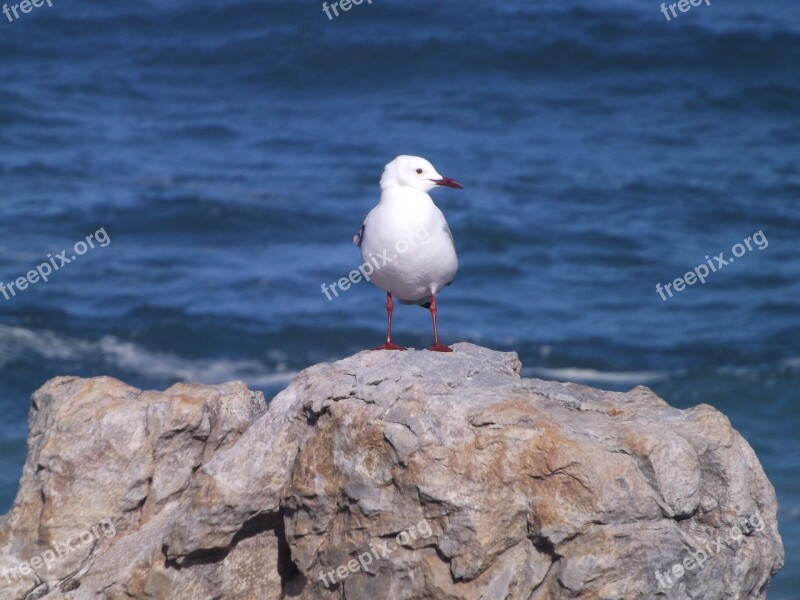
354,155,462,352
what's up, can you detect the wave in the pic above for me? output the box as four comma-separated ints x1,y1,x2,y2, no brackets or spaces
6,1,797,90
0,325,296,392
527,366,670,385
781,358,800,371
528,358,800,388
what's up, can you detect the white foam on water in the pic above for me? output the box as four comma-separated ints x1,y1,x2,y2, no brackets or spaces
529,367,669,385
0,324,297,390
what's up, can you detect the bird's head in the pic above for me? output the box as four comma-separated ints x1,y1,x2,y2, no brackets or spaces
380,155,463,193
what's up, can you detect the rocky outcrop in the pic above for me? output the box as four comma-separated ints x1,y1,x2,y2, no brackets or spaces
0,344,784,599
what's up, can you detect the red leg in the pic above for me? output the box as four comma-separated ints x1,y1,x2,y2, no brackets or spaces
428,294,452,352
373,293,405,351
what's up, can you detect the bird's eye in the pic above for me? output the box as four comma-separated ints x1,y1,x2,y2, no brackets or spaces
416,168,423,174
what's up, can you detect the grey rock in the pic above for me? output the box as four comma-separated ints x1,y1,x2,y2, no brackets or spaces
0,344,784,599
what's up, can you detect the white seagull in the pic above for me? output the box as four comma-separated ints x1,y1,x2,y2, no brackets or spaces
354,155,462,352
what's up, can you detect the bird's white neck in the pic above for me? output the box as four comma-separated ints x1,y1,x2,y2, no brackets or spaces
379,186,434,208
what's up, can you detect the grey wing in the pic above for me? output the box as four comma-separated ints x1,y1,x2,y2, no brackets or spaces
444,222,455,246
353,223,365,247
444,223,455,287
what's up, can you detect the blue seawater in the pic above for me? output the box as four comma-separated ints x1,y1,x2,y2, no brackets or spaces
1,0,798,595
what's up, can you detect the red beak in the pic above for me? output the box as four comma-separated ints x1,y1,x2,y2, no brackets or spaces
433,177,463,189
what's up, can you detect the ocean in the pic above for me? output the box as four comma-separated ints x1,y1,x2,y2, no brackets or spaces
0,0,798,595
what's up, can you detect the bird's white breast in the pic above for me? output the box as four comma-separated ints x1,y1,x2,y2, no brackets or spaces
360,189,457,303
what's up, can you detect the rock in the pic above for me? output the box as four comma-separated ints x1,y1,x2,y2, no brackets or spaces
0,377,266,600
0,344,784,599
